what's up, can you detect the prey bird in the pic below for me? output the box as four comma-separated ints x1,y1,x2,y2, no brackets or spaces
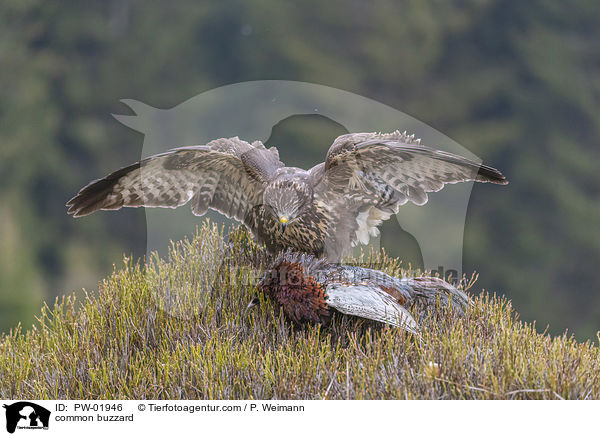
249,251,471,333
67,131,507,261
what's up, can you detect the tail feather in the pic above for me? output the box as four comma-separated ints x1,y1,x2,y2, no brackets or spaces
401,276,471,312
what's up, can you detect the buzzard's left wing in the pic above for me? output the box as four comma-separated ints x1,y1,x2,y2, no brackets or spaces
310,131,507,257
319,131,507,202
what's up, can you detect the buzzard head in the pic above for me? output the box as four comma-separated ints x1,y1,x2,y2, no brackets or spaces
263,177,312,232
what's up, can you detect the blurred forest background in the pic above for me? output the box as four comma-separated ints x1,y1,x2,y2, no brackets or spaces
1,0,599,339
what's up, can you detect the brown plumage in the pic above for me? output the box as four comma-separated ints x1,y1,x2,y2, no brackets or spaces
256,259,332,325
251,251,471,333
67,131,507,261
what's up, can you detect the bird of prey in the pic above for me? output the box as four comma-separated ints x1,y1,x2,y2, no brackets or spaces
249,251,470,332
67,131,507,261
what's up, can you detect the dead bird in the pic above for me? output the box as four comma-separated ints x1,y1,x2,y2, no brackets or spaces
248,251,470,334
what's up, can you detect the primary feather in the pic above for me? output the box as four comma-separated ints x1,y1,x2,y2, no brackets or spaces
67,131,507,261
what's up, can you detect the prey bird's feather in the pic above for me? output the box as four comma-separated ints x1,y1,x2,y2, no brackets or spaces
256,251,470,332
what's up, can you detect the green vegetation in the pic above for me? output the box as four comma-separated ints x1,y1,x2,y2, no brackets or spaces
2,1,600,339
1,221,597,400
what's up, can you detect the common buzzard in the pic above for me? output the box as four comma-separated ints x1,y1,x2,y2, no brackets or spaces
67,131,507,261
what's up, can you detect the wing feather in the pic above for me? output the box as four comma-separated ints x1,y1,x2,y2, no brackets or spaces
311,131,507,255
325,283,419,333
322,131,507,199
66,137,283,226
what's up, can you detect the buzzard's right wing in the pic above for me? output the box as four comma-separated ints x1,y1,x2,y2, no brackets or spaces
66,137,283,225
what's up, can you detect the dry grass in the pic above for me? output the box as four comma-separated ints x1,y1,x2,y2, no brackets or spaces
1,220,598,399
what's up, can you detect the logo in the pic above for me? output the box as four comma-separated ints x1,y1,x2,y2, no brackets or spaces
112,80,483,318
3,402,50,433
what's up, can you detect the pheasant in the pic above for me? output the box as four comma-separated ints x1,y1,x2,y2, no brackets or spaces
249,251,471,333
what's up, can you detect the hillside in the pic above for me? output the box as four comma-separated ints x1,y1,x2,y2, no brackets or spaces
2,1,600,339
1,221,598,399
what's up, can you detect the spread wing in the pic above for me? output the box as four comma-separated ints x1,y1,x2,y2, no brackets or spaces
66,137,283,225
310,131,508,257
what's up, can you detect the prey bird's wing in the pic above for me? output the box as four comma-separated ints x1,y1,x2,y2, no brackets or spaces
325,283,419,333
66,137,283,226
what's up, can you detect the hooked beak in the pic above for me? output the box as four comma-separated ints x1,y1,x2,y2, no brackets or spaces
279,216,288,232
